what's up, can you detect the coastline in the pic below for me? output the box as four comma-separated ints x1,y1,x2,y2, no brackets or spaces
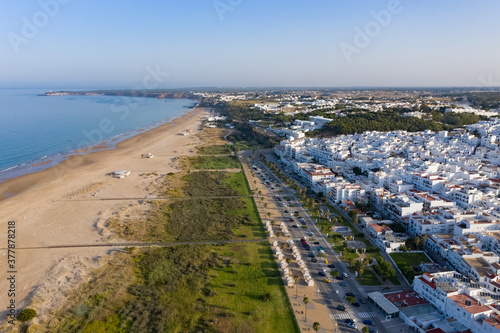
0,106,209,326
0,106,198,201
0,96,198,188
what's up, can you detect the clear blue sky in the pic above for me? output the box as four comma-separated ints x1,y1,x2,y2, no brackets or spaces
1,0,499,88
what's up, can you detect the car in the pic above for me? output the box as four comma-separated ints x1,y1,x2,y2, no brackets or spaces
346,292,355,297
368,329,377,333
311,258,318,263
308,253,315,257
362,320,373,326
352,302,360,307
318,270,326,276
339,281,347,286
344,319,354,324
360,298,367,304
284,210,289,213
343,272,349,278
313,241,320,245
328,264,335,268
335,275,344,280
322,277,331,283
347,322,357,329
292,224,299,228
336,305,346,311
289,218,294,222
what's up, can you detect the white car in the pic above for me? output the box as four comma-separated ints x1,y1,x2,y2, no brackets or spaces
343,272,349,278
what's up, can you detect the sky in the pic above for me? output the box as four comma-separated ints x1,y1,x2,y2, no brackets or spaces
1,0,499,89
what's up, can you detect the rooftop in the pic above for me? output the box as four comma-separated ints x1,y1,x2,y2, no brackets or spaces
385,291,429,308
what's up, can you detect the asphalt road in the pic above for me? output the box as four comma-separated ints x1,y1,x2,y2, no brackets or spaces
247,152,389,333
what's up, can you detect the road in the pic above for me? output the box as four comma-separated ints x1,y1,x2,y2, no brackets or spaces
244,151,388,333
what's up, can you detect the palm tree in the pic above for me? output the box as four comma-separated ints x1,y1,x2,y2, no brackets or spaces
313,322,320,332
267,212,271,217
303,296,310,322
293,275,300,298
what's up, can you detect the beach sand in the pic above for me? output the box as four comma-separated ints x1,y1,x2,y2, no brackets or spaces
0,107,208,325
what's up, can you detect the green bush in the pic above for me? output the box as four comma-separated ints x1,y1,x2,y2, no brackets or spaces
18,308,37,322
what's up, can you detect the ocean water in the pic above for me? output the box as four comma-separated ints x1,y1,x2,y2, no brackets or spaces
0,88,196,182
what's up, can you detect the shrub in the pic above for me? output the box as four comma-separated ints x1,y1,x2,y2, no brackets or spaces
18,308,37,322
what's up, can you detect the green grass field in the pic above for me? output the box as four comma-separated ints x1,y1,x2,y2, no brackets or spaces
357,269,381,286
390,252,432,282
224,171,251,196
390,252,432,266
188,156,241,169
209,242,299,333
197,144,233,155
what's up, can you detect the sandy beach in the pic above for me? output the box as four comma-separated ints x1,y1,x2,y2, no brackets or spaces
0,107,208,326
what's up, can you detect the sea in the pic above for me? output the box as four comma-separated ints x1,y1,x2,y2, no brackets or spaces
0,88,196,182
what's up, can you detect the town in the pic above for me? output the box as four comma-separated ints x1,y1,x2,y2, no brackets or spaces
203,89,500,333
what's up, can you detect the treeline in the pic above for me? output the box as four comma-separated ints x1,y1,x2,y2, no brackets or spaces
314,111,446,136
464,92,500,110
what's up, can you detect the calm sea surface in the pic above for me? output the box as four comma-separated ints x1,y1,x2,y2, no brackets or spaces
0,88,196,182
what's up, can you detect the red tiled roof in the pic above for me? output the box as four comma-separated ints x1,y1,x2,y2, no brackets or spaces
418,277,437,290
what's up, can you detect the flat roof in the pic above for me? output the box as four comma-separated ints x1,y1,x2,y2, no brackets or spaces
368,291,399,315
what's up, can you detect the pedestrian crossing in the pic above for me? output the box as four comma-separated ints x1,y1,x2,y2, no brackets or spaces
331,313,351,320
357,312,376,318
330,312,376,320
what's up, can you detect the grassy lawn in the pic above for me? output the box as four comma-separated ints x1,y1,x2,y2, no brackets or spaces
342,252,359,261
357,269,381,286
390,252,432,282
209,242,299,333
187,156,241,170
230,197,267,239
224,171,252,196
197,144,233,155
390,252,432,267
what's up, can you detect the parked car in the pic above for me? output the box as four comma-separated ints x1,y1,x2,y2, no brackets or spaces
313,241,320,245
347,322,357,329
352,302,360,307
344,319,354,324
311,258,318,263
335,275,344,280
369,329,378,333
360,298,367,304
327,264,335,268
289,218,294,222
308,253,315,258
339,281,347,286
318,270,326,276
284,210,289,213
362,320,373,325
343,272,349,278
346,292,355,297
322,277,331,283
337,305,346,311
292,224,299,228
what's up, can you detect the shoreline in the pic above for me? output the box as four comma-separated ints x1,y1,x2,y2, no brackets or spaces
0,107,198,201
0,106,209,326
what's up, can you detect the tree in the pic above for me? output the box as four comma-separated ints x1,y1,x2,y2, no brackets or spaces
286,257,291,264
313,322,321,332
303,296,310,322
18,308,37,322
345,296,355,304
267,212,271,217
348,210,358,223
415,236,421,249
330,270,339,277
294,275,300,298
363,327,369,333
